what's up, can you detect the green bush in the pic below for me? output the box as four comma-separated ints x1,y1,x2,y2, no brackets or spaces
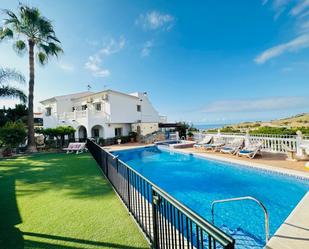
0,121,27,148
220,126,242,133
129,131,137,138
97,135,132,146
249,126,309,135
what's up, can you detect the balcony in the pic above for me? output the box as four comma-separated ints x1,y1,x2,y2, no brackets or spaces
56,110,111,123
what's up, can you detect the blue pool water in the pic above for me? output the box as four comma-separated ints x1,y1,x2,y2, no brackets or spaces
113,146,309,248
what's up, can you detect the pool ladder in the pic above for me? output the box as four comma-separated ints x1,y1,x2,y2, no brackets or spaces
211,196,270,243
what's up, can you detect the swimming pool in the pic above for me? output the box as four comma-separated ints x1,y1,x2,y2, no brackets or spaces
113,146,309,248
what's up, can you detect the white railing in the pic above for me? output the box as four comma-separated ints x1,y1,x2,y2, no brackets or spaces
66,112,74,119
75,110,87,119
193,131,307,154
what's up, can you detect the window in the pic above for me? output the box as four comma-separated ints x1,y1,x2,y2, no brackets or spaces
137,105,141,112
95,103,101,111
46,107,51,116
81,105,87,110
115,128,123,137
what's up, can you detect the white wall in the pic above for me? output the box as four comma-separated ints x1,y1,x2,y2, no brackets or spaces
104,123,131,138
132,123,159,136
108,92,140,123
136,92,160,123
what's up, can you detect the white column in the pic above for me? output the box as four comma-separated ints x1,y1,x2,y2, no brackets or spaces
175,131,179,140
296,130,304,157
245,130,250,147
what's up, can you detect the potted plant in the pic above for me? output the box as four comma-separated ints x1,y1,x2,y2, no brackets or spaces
129,131,137,142
117,137,122,145
187,131,194,141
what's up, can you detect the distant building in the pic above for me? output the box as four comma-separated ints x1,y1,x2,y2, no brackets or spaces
40,89,167,140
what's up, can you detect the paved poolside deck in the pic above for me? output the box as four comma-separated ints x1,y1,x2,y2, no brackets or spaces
105,142,309,175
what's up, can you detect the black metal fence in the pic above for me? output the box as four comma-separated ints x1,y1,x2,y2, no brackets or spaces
86,139,235,249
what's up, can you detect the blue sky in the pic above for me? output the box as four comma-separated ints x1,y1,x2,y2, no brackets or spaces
1,0,309,124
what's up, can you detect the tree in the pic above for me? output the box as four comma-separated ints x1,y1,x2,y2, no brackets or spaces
0,121,27,155
0,104,28,127
0,68,26,103
0,4,63,152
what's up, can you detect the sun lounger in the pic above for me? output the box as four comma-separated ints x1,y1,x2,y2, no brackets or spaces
237,142,262,159
63,142,87,154
220,138,244,155
202,137,225,151
194,135,212,149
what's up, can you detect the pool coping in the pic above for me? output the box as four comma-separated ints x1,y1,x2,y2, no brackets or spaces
265,192,309,249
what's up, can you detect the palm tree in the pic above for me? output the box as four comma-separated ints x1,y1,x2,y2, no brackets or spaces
0,4,63,152
0,68,27,103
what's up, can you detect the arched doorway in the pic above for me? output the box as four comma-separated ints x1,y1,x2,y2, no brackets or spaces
78,126,87,141
91,125,104,138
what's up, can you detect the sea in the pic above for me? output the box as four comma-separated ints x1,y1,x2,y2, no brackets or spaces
192,124,227,130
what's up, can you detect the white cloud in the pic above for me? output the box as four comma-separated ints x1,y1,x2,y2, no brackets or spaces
141,41,154,57
290,0,309,16
58,62,74,72
136,11,175,31
263,0,291,19
85,55,110,78
202,96,309,113
254,34,309,64
100,36,126,55
299,20,309,32
84,36,125,78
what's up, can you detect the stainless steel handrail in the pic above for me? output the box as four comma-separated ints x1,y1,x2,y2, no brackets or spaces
211,196,270,242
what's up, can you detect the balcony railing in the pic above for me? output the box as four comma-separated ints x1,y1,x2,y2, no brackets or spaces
57,110,111,121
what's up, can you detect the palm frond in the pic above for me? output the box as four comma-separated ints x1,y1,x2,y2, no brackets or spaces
0,85,27,103
37,51,48,65
20,5,40,27
0,27,14,40
2,4,63,62
0,68,25,84
14,40,27,54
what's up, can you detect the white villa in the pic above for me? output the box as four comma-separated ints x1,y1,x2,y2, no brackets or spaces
40,89,167,140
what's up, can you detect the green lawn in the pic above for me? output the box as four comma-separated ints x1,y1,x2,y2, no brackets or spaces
0,152,149,249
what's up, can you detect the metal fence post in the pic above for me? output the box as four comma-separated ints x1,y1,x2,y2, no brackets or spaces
127,168,131,211
152,189,160,249
105,153,109,178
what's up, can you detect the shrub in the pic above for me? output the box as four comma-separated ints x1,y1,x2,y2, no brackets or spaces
0,121,27,149
249,126,309,136
220,126,241,133
129,131,137,138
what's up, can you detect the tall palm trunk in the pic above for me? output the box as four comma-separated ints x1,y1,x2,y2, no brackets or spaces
26,39,37,152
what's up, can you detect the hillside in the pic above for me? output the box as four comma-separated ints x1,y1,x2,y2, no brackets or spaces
230,113,309,130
